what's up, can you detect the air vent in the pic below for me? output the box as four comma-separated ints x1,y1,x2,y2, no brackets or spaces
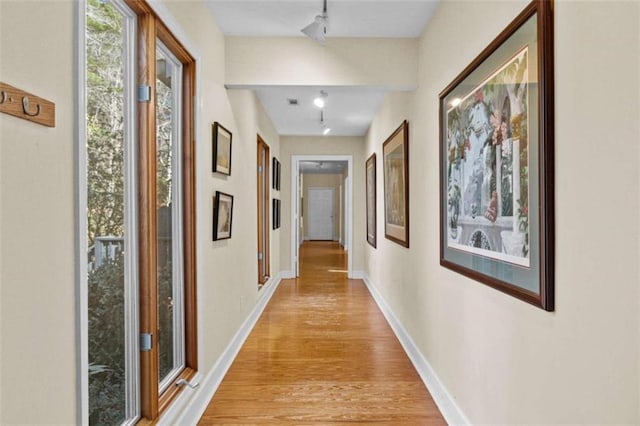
287,98,299,106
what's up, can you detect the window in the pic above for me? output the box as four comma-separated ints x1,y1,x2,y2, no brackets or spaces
83,0,196,423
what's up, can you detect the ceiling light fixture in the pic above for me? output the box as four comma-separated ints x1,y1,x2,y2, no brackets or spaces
301,0,329,45
313,90,328,109
320,109,331,136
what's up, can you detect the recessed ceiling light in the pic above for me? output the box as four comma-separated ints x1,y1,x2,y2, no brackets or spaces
313,90,328,109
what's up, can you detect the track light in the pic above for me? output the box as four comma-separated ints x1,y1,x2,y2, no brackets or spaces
301,0,329,45
313,90,328,108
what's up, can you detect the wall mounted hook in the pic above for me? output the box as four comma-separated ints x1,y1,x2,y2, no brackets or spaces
22,96,41,117
0,81,55,127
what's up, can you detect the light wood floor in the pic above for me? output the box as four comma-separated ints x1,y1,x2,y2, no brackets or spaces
199,242,446,425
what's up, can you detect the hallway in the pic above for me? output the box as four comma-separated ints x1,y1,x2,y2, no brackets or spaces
199,242,446,424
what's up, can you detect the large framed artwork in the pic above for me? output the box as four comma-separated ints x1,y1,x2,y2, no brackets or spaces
383,120,409,248
366,153,377,248
439,0,554,310
213,191,234,241
212,122,232,175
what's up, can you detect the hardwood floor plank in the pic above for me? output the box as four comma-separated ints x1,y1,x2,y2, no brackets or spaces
199,242,446,425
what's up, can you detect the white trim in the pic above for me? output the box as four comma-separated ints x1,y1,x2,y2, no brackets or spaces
75,2,88,423
291,155,354,278
157,39,187,395
157,273,285,425
118,1,140,420
77,0,140,423
359,273,470,426
279,270,296,279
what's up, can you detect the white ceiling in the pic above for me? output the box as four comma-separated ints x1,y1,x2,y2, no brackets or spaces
206,1,439,38
300,161,347,174
255,86,387,136
207,1,439,136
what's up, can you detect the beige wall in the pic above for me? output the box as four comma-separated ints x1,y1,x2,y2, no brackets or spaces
302,173,343,240
2,0,639,424
280,136,365,274
0,1,77,423
365,0,640,424
0,1,281,423
226,89,281,286
157,2,282,394
226,37,418,89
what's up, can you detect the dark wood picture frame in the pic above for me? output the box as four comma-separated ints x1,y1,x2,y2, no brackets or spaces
383,120,409,248
213,191,234,240
272,198,281,230
212,122,232,175
366,153,377,248
438,0,554,311
272,157,281,190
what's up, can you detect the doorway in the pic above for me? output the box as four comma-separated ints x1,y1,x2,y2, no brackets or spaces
291,155,353,278
257,136,270,286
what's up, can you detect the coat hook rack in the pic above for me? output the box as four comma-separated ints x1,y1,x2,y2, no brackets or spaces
0,82,55,127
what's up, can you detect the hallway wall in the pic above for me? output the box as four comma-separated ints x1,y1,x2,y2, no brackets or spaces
0,1,281,423
365,0,640,424
280,136,365,275
0,1,77,423
225,37,418,89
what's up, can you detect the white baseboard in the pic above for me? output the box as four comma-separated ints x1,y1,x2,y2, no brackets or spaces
359,273,470,426
158,272,284,425
351,270,365,280
280,270,295,279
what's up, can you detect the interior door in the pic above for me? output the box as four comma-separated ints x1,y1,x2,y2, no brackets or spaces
307,188,334,240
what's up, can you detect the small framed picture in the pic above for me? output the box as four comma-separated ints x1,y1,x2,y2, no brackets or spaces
272,157,281,190
213,191,234,240
212,122,232,175
272,198,281,230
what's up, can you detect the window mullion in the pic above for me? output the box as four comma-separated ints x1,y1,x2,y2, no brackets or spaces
136,11,160,421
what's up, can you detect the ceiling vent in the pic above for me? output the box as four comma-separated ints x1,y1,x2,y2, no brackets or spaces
287,98,299,106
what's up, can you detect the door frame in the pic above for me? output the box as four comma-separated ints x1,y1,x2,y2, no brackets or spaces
257,135,270,285
291,155,353,278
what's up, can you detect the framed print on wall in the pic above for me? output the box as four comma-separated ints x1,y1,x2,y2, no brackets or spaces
272,157,281,190
213,191,234,240
272,198,281,230
212,122,232,175
383,120,409,248
366,153,377,248
439,0,554,310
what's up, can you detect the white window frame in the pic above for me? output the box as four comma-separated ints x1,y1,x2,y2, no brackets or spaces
155,40,186,395
78,0,140,424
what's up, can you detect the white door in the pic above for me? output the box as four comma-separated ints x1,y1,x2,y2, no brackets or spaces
308,188,334,240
